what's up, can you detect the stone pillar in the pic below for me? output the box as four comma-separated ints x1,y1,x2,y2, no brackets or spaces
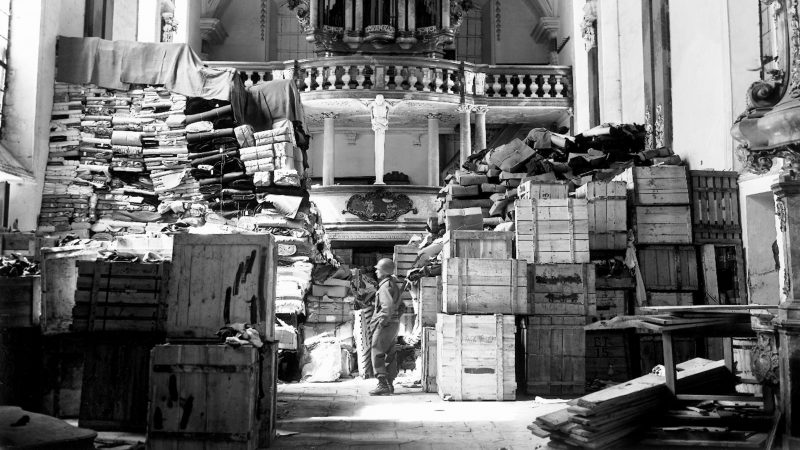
427,113,442,186
407,0,415,31
456,104,472,166
355,0,363,30
322,112,337,186
399,0,407,31
473,105,488,152
345,0,353,31
309,0,318,30
374,129,386,185
441,0,450,29
772,179,800,448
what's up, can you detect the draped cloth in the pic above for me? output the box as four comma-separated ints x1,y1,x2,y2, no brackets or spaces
56,36,235,101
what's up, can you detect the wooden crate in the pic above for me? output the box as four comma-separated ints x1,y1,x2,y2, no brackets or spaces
635,291,695,314
41,248,100,334
79,335,163,431
422,327,437,393
518,181,569,200
593,290,628,320
579,181,628,250
637,246,699,291
442,230,514,259
613,165,690,205
444,207,484,231
305,296,354,323
585,329,637,383
690,170,742,243
393,244,418,277
302,321,354,347
1,232,37,257
633,205,692,244
166,234,277,342
72,261,170,333
147,343,278,450
515,198,590,264
699,243,747,305
436,314,516,401
442,258,528,314
415,276,441,327
0,276,41,328
526,315,585,396
334,248,353,265
527,263,595,316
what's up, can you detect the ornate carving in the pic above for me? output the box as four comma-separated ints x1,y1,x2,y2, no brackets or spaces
473,105,490,115
161,12,178,43
752,332,780,385
475,72,487,95
260,0,268,40
426,112,443,120
495,0,502,41
777,197,788,232
655,104,665,148
320,112,339,120
286,0,313,33
342,189,418,221
580,0,598,50
449,0,475,33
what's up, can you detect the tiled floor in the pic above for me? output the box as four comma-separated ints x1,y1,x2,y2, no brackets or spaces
270,376,563,450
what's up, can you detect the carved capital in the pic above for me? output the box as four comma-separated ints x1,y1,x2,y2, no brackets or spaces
321,112,339,120
473,105,489,115
455,104,472,114
426,113,443,120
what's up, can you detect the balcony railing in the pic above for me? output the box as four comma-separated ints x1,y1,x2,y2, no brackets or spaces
205,57,571,101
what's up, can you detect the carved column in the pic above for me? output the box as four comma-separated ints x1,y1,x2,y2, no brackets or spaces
355,0,363,30
456,104,472,166
772,179,800,447
345,0,353,31
473,105,488,152
309,0,318,30
407,0,415,32
441,0,450,29
399,0,407,31
322,112,338,186
427,113,442,186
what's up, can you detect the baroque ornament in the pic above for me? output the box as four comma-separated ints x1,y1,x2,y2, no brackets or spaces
644,109,655,150
752,332,780,385
655,104,666,148
342,189,418,222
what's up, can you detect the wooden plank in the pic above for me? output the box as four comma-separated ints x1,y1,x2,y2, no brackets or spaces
701,244,720,304
422,327,437,393
166,234,277,342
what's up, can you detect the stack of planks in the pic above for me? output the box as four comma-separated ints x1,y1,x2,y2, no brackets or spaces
514,185,593,397
434,230,522,401
530,358,733,449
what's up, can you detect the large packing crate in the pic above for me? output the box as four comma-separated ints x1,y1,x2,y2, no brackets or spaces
436,314,516,401
166,234,277,342
305,296,354,323
0,276,41,328
637,245,699,291
1,232,37,257
393,244,418,277
613,165,690,205
414,276,441,327
147,343,278,450
576,181,628,250
526,315,585,396
442,258,528,314
41,248,100,334
527,263,595,316
518,181,569,200
690,170,742,243
633,205,692,244
79,334,163,431
515,198,590,264
422,327,437,393
592,289,628,320
72,261,170,332
442,230,514,259
585,328,638,383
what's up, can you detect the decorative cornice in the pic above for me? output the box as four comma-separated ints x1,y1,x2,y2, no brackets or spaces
531,17,560,43
199,18,229,46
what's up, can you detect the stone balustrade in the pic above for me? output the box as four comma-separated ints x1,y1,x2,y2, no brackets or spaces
205,57,571,101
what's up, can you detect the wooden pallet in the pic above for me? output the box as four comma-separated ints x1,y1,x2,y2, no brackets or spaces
613,165,690,205
422,327,438,393
0,276,41,328
72,261,170,333
437,314,516,401
527,263,595,316
526,315,585,396
442,258,528,314
690,170,742,243
441,230,514,259
166,234,277,342
515,198,590,264
633,205,692,244
577,181,628,250
147,343,278,450
637,245,699,291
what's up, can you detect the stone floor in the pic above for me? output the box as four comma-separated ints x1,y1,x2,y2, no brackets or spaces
270,376,563,449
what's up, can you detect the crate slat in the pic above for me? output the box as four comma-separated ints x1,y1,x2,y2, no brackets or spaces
422,327,438,393
633,205,692,244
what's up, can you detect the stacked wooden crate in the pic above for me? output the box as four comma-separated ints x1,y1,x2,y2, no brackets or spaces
305,278,355,344
149,234,279,449
613,166,698,310
435,230,521,400
515,185,592,396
